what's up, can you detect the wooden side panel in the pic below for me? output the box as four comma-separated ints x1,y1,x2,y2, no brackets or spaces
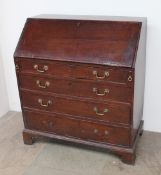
132,19,147,141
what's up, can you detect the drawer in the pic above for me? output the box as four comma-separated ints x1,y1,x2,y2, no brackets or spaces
19,74,133,103
25,110,79,138
16,58,134,85
24,110,130,146
21,91,131,125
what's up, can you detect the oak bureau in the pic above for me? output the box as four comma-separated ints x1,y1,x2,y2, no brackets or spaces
14,15,147,164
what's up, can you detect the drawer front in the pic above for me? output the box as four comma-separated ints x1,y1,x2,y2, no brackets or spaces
21,91,131,125
24,110,130,146
25,110,79,138
19,74,132,103
16,58,134,85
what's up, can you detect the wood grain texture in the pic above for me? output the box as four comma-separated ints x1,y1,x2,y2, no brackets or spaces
19,74,133,103
14,18,142,67
14,16,147,164
24,110,131,146
21,90,131,125
16,58,134,86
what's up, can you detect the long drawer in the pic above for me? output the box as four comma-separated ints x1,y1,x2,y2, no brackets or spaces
19,74,132,103
24,110,131,146
21,91,131,125
16,58,134,86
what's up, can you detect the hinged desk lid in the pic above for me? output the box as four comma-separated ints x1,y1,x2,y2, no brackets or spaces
14,16,143,68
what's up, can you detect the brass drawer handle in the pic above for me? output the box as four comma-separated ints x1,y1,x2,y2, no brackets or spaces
93,70,109,79
94,129,98,134
93,88,109,96
15,64,19,70
34,64,48,73
104,130,109,136
36,80,50,89
128,75,133,82
38,98,52,107
94,107,108,116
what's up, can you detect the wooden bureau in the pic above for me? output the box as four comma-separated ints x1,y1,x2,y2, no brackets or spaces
14,15,147,164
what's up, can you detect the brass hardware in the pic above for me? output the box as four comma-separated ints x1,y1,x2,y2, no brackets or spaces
104,130,109,136
38,98,52,107
93,70,109,79
34,64,48,73
93,88,109,96
93,107,108,116
15,64,19,70
36,80,50,89
128,75,133,82
94,129,98,134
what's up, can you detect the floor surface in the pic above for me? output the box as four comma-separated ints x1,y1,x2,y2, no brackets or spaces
0,111,161,175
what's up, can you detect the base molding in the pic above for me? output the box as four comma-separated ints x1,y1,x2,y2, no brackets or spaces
23,120,143,164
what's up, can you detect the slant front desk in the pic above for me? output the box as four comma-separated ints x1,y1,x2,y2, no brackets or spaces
14,15,147,164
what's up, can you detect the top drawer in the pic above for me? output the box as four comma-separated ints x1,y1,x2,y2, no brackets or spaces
15,58,134,86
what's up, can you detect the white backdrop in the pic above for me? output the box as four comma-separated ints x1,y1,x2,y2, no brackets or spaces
0,4,9,117
0,47,9,117
0,0,161,132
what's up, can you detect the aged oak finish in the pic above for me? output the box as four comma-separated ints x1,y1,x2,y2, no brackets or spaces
14,15,147,164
